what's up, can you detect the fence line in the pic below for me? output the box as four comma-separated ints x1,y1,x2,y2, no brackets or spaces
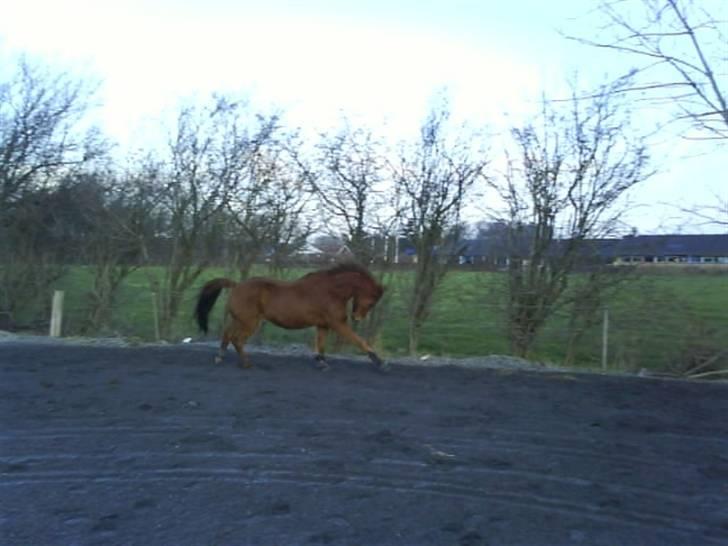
5,267,727,375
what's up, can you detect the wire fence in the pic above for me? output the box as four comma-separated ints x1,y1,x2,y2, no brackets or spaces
9,266,728,377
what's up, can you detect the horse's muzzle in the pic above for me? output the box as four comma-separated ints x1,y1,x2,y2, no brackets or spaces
352,309,370,321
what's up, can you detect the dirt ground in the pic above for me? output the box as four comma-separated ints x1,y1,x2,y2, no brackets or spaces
2,340,728,546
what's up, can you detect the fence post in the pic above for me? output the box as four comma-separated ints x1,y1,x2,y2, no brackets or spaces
151,291,160,342
49,290,64,337
601,307,609,371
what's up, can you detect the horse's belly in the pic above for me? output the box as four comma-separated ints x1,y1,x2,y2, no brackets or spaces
264,305,320,330
263,290,324,329
267,316,310,329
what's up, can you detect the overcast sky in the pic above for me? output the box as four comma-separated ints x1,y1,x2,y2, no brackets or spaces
1,0,725,234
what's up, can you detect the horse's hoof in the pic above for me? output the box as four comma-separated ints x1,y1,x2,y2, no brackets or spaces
367,351,386,369
378,361,390,373
314,355,330,371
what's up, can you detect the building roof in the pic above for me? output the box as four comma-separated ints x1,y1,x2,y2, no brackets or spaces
456,234,728,259
608,234,728,257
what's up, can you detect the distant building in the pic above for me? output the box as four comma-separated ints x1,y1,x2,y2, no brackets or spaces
299,233,728,267
451,233,728,267
608,234,728,265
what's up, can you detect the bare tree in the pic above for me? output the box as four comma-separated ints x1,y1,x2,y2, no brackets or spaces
392,107,487,354
680,191,728,230
305,123,405,346
0,59,100,209
262,179,312,273
225,137,312,278
0,58,101,327
310,123,396,264
54,168,158,334
569,0,727,250
569,0,727,140
146,96,278,339
561,266,639,366
0,188,67,329
491,82,651,357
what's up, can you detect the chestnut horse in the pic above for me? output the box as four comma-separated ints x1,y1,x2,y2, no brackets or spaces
194,263,387,371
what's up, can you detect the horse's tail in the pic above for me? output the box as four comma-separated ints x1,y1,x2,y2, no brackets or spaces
195,278,236,334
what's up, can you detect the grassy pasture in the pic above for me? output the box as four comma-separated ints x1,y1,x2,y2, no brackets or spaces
36,265,728,372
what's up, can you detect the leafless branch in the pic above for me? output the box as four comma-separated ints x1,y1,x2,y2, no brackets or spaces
565,0,727,139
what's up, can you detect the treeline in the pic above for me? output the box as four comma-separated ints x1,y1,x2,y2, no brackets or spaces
0,57,661,359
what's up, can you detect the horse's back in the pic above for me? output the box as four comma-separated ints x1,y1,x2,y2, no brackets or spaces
242,275,331,329
227,277,297,310
226,278,268,315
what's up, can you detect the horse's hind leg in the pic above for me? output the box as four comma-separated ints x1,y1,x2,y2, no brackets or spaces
314,327,330,371
231,337,251,369
231,317,260,369
215,329,231,364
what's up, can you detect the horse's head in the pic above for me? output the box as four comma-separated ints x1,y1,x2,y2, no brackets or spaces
352,279,385,321
325,263,385,321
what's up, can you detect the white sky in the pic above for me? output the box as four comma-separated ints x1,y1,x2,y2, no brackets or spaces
1,0,725,234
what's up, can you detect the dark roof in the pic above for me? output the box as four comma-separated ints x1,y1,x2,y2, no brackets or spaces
458,236,530,257
608,234,728,257
456,234,728,258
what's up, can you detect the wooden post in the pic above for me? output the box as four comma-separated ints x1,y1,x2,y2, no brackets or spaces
151,292,161,342
601,307,609,371
49,290,64,337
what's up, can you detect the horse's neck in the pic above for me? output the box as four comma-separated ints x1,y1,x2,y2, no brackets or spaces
332,272,363,299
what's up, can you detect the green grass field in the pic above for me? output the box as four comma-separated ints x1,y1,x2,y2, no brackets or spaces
37,266,728,372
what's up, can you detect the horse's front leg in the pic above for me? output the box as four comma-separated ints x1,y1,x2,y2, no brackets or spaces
332,323,389,372
314,326,330,371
